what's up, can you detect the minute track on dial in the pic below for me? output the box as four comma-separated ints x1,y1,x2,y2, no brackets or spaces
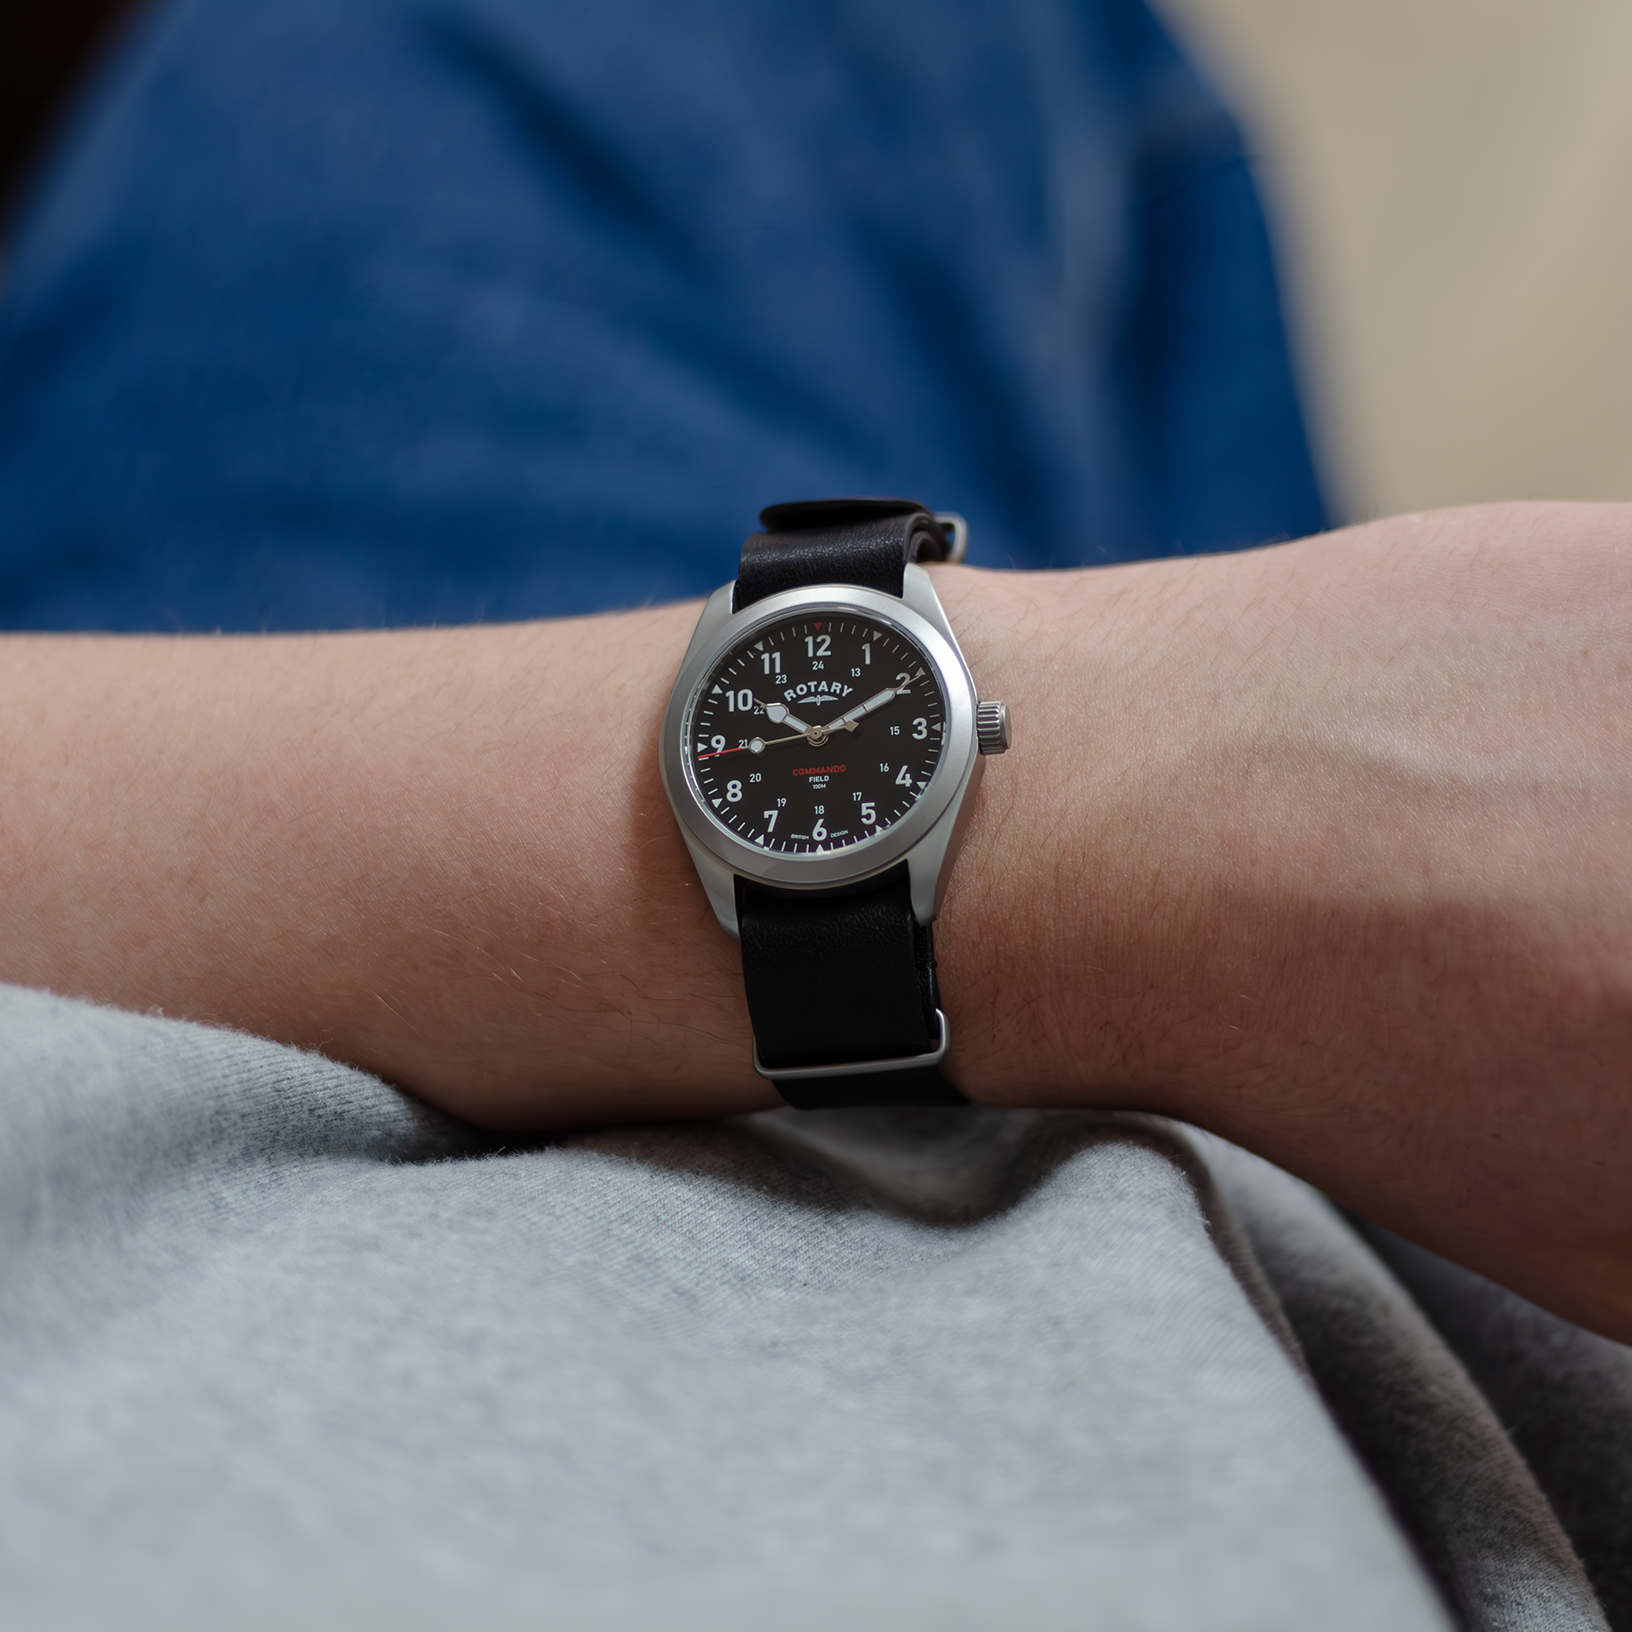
688,616,946,856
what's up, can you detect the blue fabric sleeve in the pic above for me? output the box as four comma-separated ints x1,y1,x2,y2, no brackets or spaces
0,0,1326,631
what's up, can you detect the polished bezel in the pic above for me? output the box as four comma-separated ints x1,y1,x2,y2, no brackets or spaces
660,577,981,912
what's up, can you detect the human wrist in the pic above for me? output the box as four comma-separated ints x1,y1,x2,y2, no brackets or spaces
931,507,1632,1346
924,560,1165,1106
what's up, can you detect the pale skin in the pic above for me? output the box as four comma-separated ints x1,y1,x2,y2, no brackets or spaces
2,500,1630,1340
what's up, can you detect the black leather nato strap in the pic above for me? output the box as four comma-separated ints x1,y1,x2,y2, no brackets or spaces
733,497,954,613
734,498,967,1110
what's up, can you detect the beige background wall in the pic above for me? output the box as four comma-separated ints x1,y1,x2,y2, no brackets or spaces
1153,0,1632,522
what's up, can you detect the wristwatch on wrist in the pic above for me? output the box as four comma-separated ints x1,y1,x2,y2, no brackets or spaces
659,498,1009,1111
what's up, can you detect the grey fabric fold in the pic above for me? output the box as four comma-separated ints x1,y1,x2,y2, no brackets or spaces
1358,1223,1632,1628
1195,1133,1607,1632
0,983,1616,1630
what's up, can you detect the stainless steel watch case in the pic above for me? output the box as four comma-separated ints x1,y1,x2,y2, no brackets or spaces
659,564,985,939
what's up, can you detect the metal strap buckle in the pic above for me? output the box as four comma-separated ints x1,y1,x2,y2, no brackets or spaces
752,1009,950,1083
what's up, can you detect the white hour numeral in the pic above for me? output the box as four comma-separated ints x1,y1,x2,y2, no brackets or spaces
763,808,778,832
725,689,755,712
912,717,928,740
761,651,781,676
860,801,877,825
702,735,726,754
726,780,743,802
805,635,831,658
812,818,828,841
895,765,914,787
862,643,871,664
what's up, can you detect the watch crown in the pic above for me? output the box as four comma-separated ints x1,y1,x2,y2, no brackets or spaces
976,699,1010,755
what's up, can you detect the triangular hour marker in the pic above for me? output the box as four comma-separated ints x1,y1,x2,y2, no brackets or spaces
712,799,722,808
814,621,823,630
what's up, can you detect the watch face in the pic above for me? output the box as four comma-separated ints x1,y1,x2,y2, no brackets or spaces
687,614,947,854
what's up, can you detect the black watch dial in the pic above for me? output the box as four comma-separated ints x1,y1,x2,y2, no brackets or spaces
688,615,947,854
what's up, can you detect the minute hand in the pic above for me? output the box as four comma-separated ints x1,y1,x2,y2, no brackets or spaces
834,669,924,731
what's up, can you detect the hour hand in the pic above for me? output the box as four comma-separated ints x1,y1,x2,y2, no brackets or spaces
764,702,812,732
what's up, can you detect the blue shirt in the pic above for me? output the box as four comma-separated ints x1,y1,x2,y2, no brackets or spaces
0,0,1325,631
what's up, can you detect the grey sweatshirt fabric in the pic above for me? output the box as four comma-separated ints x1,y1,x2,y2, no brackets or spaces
0,983,1616,1631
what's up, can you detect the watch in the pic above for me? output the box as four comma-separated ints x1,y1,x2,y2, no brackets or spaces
659,497,1010,1110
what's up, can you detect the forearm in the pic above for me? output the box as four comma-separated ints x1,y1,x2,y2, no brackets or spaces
0,608,775,1125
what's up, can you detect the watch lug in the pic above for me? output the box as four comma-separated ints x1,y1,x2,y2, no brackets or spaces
900,563,959,649
907,752,985,924
678,582,737,670
679,829,744,939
